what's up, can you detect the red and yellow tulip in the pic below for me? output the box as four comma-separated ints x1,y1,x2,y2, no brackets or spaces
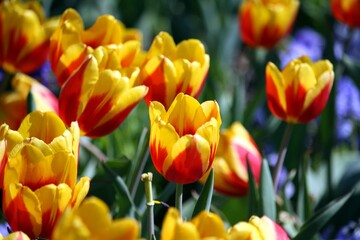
0,73,59,129
0,0,58,73
201,122,262,196
149,93,221,184
58,47,148,138
228,215,289,240
266,56,334,123
0,231,30,240
331,0,360,28
161,208,227,240
239,0,299,48
52,197,140,240
138,32,210,109
0,111,90,239
50,8,143,86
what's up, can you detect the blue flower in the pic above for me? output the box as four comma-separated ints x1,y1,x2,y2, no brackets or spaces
334,23,360,61
279,27,325,68
336,219,360,240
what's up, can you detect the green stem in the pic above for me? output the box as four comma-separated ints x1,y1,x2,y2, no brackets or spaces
175,184,183,218
0,72,15,92
273,123,293,191
141,172,156,240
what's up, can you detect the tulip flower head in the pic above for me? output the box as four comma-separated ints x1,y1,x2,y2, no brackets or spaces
138,32,210,109
161,207,227,240
0,1,57,73
331,0,360,28
200,122,262,196
149,93,221,184
228,215,289,240
266,56,334,123
1,111,90,239
58,47,148,138
52,197,140,240
0,73,59,129
50,8,143,86
239,0,300,48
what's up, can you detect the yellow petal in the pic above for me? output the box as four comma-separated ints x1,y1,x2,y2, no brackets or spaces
191,211,227,239
2,231,31,240
228,221,262,240
71,177,91,209
103,218,140,240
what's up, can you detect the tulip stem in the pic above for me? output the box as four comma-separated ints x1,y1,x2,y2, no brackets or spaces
273,123,293,191
141,173,156,240
175,184,183,218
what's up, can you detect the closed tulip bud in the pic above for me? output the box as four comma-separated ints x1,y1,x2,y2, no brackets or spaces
0,73,59,129
50,8,143,86
0,1,58,73
266,56,334,123
52,197,140,240
58,47,148,138
200,122,262,196
331,0,360,28
138,32,210,109
149,93,221,184
161,208,227,240
228,215,289,240
239,0,299,48
1,111,90,239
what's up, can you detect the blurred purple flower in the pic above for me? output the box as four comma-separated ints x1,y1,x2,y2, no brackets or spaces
0,222,10,237
267,152,295,198
336,76,360,141
336,219,360,240
279,27,325,68
29,61,59,94
334,23,360,61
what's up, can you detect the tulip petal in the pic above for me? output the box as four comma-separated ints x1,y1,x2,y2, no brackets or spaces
2,231,31,240
34,184,72,238
161,208,200,240
104,218,140,240
191,211,227,239
228,221,262,240
70,177,90,209
3,183,42,238
164,134,210,184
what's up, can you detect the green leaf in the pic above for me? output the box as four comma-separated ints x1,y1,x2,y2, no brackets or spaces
292,191,353,240
259,159,276,220
247,157,260,218
192,168,214,217
26,91,36,114
297,158,312,223
101,162,140,218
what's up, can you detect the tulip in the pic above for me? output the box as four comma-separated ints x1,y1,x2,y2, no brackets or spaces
239,0,299,48
0,231,30,240
331,0,360,28
200,122,262,196
161,208,227,240
266,56,334,123
149,93,221,184
1,111,90,239
58,47,148,138
52,197,140,240
228,215,289,240
0,73,59,129
138,31,210,109
50,8,143,86
0,0,58,73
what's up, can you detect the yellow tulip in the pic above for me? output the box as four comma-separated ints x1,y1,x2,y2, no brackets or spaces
161,208,227,240
0,73,59,130
149,93,221,184
200,122,262,196
50,8,143,86
52,197,140,240
0,0,58,73
228,216,289,240
58,47,148,137
239,0,299,48
266,56,334,123
1,111,90,239
138,32,210,109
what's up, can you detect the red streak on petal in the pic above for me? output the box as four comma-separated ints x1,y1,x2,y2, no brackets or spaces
17,40,49,73
298,81,332,123
143,59,169,107
56,49,88,86
217,172,249,196
3,190,37,239
165,139,205,184
266,72,287,120
40,208,61,239
285,83,307,120
150,141,168,176
240,6,256,47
